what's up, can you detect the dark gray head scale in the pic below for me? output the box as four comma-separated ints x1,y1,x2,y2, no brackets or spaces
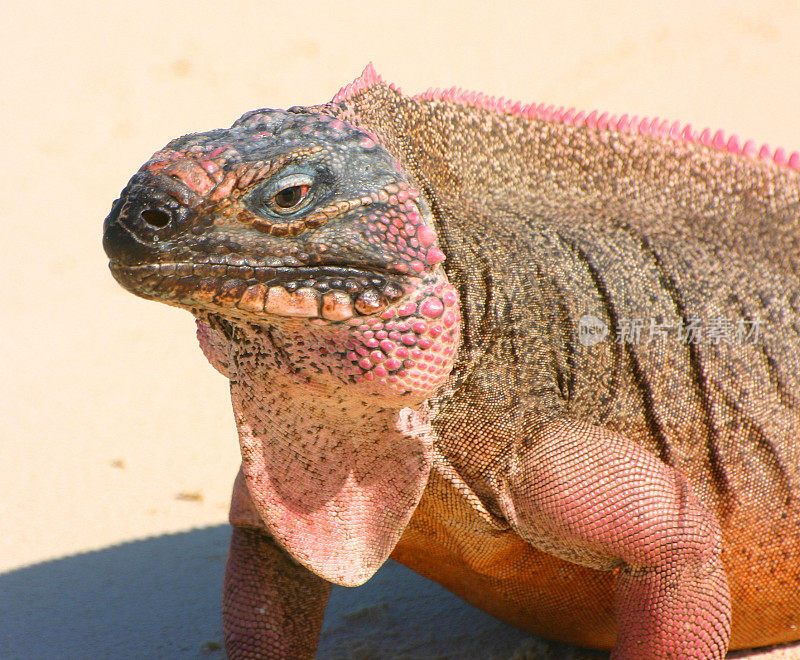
102,107,442,320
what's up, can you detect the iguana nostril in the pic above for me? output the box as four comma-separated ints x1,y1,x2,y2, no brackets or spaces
140,208,172,229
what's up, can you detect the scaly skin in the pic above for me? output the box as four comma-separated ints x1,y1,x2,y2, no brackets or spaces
103,65,800,658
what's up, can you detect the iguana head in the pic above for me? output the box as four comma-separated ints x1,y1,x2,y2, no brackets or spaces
103,106,458,403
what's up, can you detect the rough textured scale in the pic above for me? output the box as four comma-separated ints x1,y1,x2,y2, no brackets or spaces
103,65,800,658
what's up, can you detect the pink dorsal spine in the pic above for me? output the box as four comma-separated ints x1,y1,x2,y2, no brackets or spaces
332,62,402,104
332,65,799,173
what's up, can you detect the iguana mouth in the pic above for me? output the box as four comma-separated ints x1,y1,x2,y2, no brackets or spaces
109,260,408,322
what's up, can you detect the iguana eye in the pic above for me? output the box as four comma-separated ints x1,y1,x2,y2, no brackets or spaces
245,172,317,219
271,184,309,211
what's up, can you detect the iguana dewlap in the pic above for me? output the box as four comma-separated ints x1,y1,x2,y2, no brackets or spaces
103,65,800,659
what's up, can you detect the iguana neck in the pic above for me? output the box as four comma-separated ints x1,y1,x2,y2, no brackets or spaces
224,318,440,585
202,268,459,586
227,319,414,433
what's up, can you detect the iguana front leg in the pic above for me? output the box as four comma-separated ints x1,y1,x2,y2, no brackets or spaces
224,471,332,659
494,419,731,659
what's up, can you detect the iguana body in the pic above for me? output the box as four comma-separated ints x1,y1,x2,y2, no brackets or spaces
103,65,800,658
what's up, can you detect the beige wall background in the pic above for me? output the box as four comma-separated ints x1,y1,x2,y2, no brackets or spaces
2,1,799,654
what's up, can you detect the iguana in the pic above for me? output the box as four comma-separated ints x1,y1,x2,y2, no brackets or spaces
102,64,800,659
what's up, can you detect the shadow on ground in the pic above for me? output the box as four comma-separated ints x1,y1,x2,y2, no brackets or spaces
0,525,607,659
0,527,230,659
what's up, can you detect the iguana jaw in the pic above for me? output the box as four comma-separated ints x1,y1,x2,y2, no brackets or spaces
108,260,409,323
